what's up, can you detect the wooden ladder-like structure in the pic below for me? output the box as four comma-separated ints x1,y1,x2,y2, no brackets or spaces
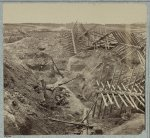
82,64,145,120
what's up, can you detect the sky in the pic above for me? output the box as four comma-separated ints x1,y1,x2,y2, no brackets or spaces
3,3,147,24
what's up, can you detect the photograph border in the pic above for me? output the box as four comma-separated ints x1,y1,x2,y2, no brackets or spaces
0,1,149,138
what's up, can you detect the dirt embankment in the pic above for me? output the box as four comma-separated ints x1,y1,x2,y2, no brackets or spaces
4,46,86,135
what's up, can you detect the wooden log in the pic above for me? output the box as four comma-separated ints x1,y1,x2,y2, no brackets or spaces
43,117,94,128
58,76,78,86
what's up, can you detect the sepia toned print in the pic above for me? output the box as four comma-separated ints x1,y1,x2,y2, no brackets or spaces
3,3,146,135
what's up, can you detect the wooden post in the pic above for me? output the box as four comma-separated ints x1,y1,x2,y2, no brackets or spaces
102,97,109,119
71,29,77,54
92,94,98,118
97,98,103,118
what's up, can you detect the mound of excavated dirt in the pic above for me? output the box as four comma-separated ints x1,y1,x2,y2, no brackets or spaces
105,113,145,135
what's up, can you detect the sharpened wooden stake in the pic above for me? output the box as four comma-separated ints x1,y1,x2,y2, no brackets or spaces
111,85,120,109
112,93,120,109
134,95,145,107
101,93,108,107
133,88,145,107
107,81,111,88
135,84,143,93
124,94,135,108
121,83,127,91
140,96,145,103
118,94,128,107
100,82,105,89
128,95,138,110
107,93,113,105
118,84,135,108
115,85,128,107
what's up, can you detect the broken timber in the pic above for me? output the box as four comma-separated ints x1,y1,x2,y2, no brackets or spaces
42,117,94,128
